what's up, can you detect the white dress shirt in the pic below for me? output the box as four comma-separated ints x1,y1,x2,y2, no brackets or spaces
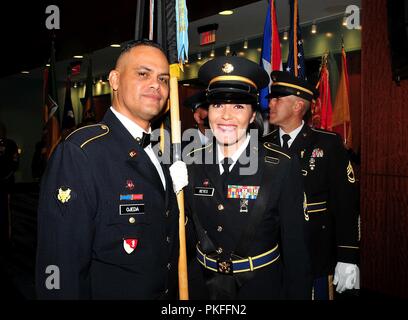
110,107,166,190
279,120,305,149
217,135,251,175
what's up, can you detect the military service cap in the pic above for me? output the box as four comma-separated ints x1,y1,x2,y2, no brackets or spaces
268,71,319,102
198,56,269,105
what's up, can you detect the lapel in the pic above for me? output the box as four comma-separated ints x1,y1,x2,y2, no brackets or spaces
102,109,165,198
199,142,226,199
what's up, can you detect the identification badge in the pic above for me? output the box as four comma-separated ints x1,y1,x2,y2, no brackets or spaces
194,187,215,196
119,204,145,215
227,185,259,199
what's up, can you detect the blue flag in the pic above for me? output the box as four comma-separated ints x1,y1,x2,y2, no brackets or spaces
286,0,306,79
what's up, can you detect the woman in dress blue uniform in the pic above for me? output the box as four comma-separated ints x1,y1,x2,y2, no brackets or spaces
185,56,312,300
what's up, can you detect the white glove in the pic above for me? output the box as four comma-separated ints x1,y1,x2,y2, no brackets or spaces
169,160,188,194
333,262,360,293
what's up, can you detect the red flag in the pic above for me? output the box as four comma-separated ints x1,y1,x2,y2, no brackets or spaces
271,0,282,71
332,47,352,148
312,55,333,130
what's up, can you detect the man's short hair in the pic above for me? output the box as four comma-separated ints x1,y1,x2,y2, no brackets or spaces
115,39,167,67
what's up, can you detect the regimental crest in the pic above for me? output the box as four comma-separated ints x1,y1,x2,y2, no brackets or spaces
222,63,234,74
125,180,135,190
57,187,71,204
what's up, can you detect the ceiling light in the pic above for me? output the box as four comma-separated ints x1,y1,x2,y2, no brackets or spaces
238,51,245,56
73,55,83,59
342,16,348,27
225,45,230,55
325,32,333,38
45,63,50,67
21,71,30,74
219,10,233,16
311,22,317,34
243,39,248,49
197,52,202,60
110,44,121,48
283,31,288,40
256,48,262,52
210,48,215,58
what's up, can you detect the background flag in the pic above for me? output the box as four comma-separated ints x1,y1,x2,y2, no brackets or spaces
327,51,339,106
61,68,76,136
332,46,352,148
82,57,95,124
286,0,306,79
260,0,282,111
313,53,333,130
175,0,188,65
43,41,61,159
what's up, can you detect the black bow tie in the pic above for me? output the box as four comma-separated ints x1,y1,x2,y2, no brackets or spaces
137,132,151,148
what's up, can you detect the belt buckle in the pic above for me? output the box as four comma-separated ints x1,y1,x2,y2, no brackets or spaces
217,259,233,274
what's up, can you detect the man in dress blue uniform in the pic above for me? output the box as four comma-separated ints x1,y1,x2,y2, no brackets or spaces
36,40,187,299
262,71,359,299
185,57,312,299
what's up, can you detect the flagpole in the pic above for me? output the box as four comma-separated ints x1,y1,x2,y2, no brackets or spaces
169,63,189,300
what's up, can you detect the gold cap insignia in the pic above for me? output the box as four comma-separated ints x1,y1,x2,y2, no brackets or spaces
222,63,234,74
57,187,72,204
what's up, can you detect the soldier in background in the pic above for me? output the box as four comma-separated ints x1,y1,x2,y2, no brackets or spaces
263,71,359,300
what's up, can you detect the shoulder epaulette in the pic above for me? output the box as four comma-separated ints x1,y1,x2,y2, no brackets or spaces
65,124,110,149
186,142,213,157
311,127,336,136
263,142,291,159
262,128,278,138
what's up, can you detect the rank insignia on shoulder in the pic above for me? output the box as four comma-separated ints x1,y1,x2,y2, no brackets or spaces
123,238,138,254
57,187,72,204
347,161,356,183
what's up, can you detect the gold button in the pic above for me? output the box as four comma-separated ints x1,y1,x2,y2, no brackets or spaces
217,226,223,232
167,263,171,270
218,204,224,211
165,210,170,217
129,217,136,224
166,236,171,243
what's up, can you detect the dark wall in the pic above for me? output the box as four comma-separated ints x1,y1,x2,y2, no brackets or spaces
361,0,408,298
